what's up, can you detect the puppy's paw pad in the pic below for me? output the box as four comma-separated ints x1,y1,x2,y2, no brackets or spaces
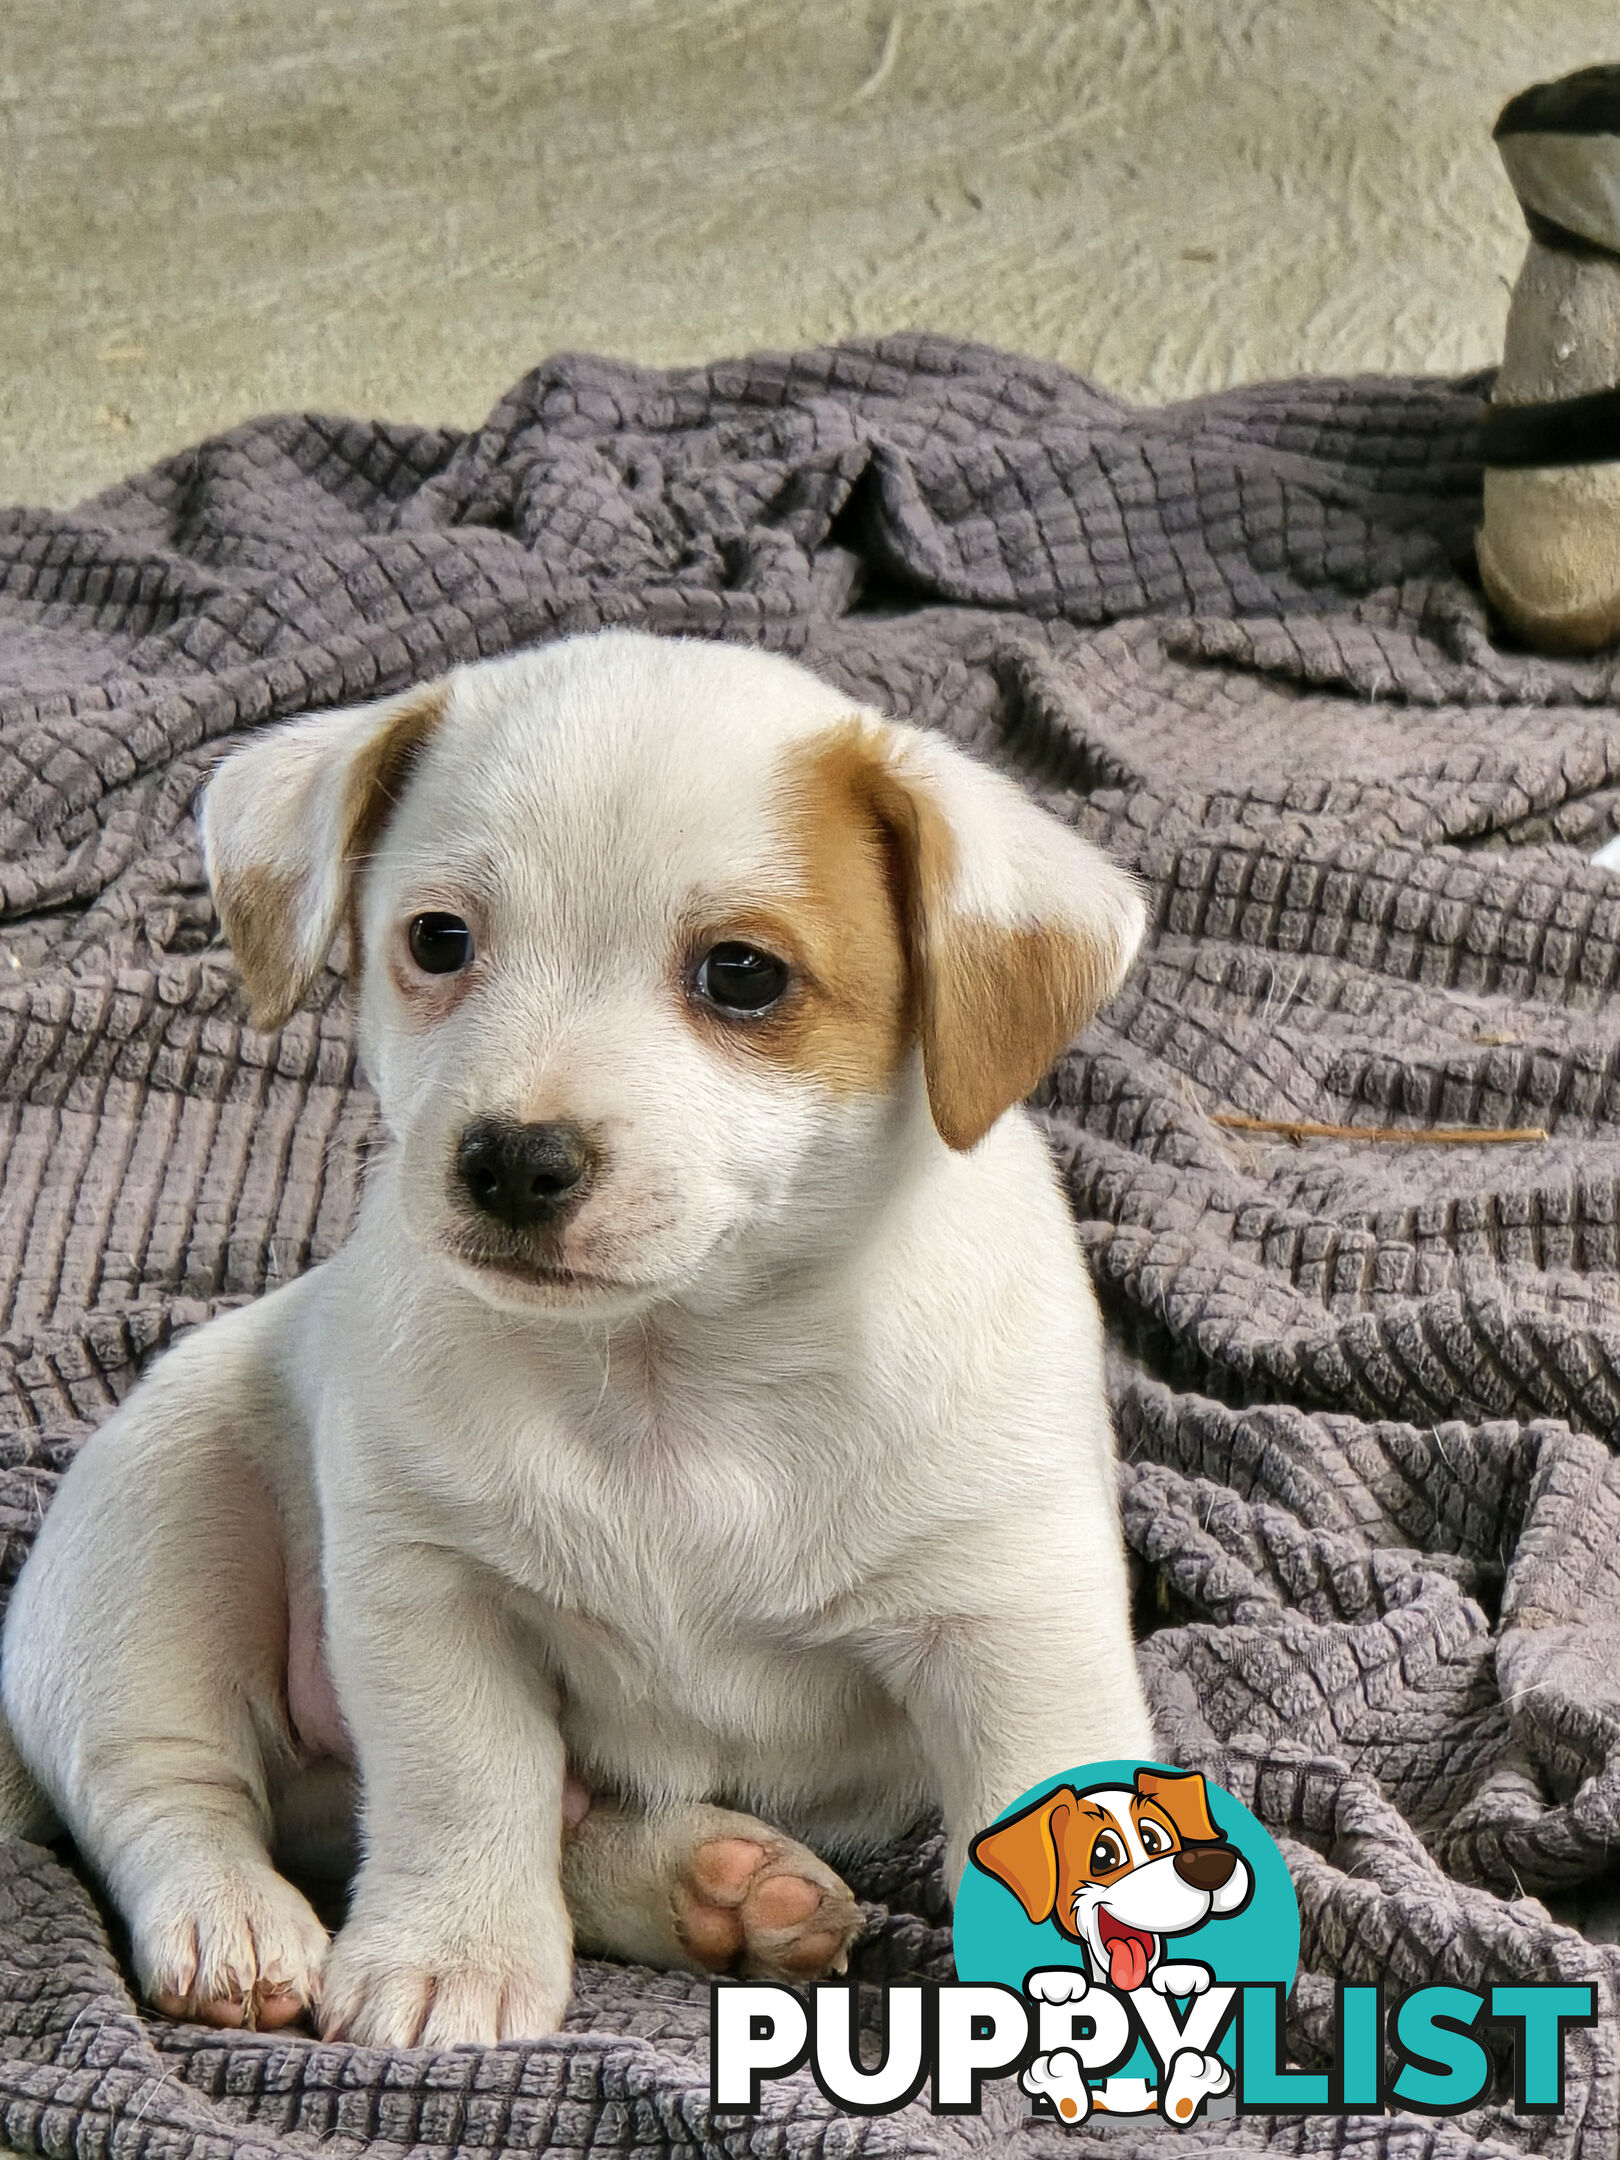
676,1828,863,1981
688,1838,770,1903
136,1867,327,2029
672,1892,743,1969
744,1874,824,1930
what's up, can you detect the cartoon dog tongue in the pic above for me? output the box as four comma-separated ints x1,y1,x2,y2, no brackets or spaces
1099,1912,1153,1992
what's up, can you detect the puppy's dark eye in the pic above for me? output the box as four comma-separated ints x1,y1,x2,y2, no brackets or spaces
407,912,473,975
694,942,789,1015
1089,1832,1126,1875
1139,1821,1168,1855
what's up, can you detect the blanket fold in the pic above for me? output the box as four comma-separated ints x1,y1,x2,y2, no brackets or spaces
2,335,1619,2157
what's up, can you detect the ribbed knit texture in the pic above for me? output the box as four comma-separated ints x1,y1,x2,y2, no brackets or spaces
1,338,1617,2156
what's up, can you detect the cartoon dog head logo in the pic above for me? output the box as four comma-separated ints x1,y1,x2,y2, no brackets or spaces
968,1768,1252,1993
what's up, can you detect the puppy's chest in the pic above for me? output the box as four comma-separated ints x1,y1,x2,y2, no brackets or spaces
459,1367,904,1631
502,1450,885,1757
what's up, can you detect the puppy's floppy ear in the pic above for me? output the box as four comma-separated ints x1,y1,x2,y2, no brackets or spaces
1135,1769,1223,1845
200,683,447,1028
853,725,1145,1150
968,1786,1079,1924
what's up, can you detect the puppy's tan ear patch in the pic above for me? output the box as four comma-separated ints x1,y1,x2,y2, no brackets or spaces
213,863,309,1032
851,727,1145,1151
919,913,1124,1155
201,683,447,1028
1134,1769,1223,1845
968,1787,1077,1924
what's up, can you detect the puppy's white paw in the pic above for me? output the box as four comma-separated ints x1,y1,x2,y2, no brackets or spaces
134,1864,328,2030
319,1918,572,2048
674,1822,863,1980
1022,2049,1092,2124
1027,1965,1093,2005
1150,1962,1212,1998
1160,2047,1231,2125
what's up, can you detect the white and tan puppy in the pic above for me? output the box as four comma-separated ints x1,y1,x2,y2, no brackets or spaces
0,631,1154,2048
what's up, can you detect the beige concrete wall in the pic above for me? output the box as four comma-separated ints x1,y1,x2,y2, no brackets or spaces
2,0,1616,507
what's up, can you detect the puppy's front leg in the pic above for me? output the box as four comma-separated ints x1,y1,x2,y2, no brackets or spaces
319,1542,573,2047
871,1545,1155,1895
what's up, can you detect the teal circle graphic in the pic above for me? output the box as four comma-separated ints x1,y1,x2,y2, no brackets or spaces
953,1760,1300,2089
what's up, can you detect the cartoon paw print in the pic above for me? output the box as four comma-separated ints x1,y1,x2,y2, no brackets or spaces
1022,2049,1093,2124
1160,2048,1231,2125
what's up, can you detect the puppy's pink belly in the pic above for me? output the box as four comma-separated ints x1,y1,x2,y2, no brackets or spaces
286,1591,353,1762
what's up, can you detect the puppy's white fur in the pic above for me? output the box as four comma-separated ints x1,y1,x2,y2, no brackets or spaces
0,632,1153,2046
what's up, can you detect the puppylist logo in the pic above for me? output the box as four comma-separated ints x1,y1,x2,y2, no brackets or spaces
965,1764,1256,2123
711,1761,1596,2125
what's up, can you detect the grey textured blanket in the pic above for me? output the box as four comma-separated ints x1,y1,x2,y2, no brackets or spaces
2,337,1620,2160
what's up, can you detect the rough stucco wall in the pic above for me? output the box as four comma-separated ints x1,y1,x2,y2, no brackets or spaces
0,0,1616,508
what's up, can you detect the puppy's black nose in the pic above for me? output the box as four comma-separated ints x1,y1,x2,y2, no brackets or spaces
456,1119,593,1229
1173,1845,1237,1891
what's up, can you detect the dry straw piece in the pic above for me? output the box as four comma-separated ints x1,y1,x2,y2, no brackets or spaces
1212,1112,1550,1145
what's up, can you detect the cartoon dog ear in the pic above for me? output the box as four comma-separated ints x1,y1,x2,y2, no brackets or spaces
968,1787,1079,1924
1135,1769,1224,1845
200,682,448,1028
846,722,1145,1151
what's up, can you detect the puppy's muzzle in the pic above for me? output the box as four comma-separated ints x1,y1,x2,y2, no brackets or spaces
1172,1845,1237,1892
456,1118,595,1229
